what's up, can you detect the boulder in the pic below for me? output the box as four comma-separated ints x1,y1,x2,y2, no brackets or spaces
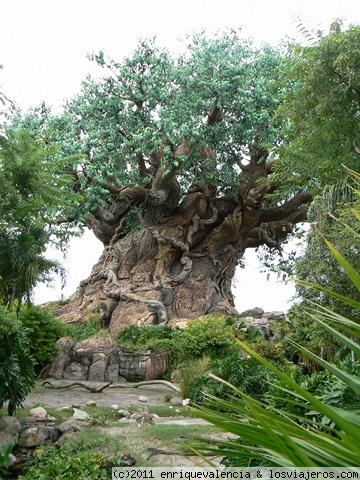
30,407,47,421
18,426,60,448
45,337,75,379
72,408,91,421
74,332,118,358
118,349,170,382
0,416,21,447
64,362,89,380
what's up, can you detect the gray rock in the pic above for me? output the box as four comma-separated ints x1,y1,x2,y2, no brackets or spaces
0,431,17,447
64,362,89,380
0,416,21,437
58,417,82,434
118,410,130,418
138,396,148,403
45,337,75,379
170,397,183,406
8,453,17,467
18,426,60,448
72,408,91,421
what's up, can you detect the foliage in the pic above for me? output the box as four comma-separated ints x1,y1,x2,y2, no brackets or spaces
173,314,237,363
0,127,77,313
295,188,360,319
188,351,276,405
176,355,211,399
0,442,12,476
274,21,360,197
115,324,173,349
61,314,103,342
18,438,111,479
192,170,360,467
0,307,35,415
19,305,65,366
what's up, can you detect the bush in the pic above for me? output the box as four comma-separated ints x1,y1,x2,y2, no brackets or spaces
18,438,111,479
19,305,65,367
188,351,275,404
0,307,35,415
173,314,237,363
115,324,173,347
61,313,103,342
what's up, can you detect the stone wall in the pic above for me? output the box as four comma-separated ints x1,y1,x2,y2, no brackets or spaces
42,332,170,383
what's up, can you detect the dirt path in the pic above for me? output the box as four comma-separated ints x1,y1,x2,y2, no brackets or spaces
22,380,177,409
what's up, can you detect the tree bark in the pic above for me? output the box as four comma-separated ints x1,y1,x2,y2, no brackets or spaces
53,172,311,333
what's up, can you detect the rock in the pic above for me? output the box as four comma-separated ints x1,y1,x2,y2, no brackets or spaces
44,336,75,379
111,404,119,410
242,307,264,318
138,396,148,403
0,432,17,448
120,453,136,466
0,416,21,437
106,363,120,382
88,352,107,381
64,362,89,381
8,453,17,467
0,416,21,447
170,397,183,406
74,332,118,358
118,410,130,418
118,349,170,382
86,401,97,407
58,417,82,434
18,426,60,448
72,408,91,421
136,413,155,426
182,398,191,406
30,407,47,421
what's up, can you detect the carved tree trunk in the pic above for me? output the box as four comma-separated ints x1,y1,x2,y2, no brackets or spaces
54,154,311,333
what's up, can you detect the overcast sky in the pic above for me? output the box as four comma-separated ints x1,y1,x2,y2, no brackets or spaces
1,0,359,311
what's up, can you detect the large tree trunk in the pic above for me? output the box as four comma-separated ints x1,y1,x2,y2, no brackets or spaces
54,173,311,334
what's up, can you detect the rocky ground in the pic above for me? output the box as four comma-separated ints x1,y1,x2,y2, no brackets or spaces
21,380,175,409
4,381,226,470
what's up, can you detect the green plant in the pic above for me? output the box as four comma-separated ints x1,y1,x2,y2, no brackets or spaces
18,438,111,479
193,169,360,467
0,442,12,476
173,314,237,363
62,314,102,341
188,351,275,405
0,307,35,415
19,304,65,367
177,355,211,399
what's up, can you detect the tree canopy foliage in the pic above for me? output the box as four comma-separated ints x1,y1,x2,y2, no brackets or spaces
274,20,360,195
0,125,77,311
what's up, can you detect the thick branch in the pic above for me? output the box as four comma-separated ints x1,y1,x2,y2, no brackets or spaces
260,192,312,223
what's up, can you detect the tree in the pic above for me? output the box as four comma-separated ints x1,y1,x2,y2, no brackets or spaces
0,127,75,313
0,307,35,415
20,31,315,331
273,20,360,195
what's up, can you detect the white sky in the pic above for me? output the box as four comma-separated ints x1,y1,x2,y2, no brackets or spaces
1,0,359,311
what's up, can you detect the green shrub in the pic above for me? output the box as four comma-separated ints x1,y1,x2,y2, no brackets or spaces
115,324,173,348
173,314,237,363
18,438,110,479
188,351,275,404
62,314,102,342
19,304,65,366
177,355,211,398
0,307,35,415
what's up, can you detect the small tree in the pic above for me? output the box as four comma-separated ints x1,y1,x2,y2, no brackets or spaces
0,307,35,415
